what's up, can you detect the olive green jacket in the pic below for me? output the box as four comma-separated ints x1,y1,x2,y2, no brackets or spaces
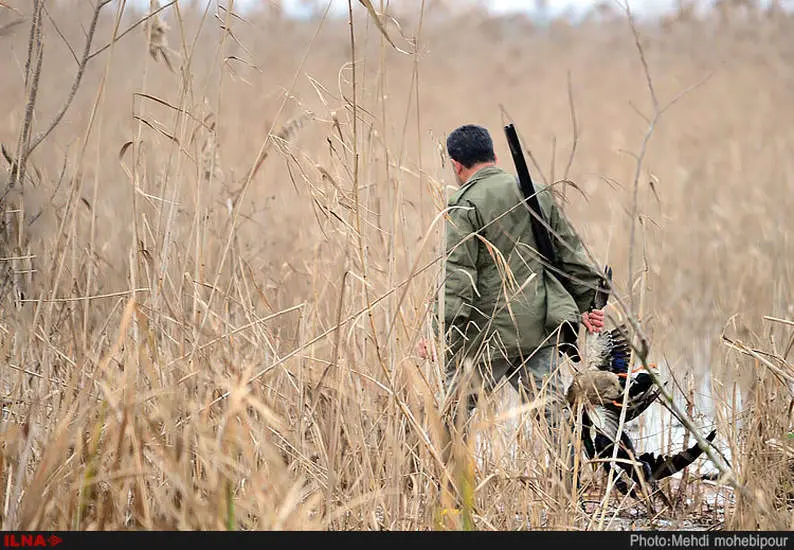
437,166,602,365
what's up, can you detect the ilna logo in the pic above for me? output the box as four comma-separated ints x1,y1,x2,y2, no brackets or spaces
2,535,62,548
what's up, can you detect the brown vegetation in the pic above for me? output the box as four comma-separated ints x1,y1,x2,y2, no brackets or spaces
0,0,792,530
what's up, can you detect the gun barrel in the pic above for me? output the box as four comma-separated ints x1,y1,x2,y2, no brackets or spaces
504,123,557,267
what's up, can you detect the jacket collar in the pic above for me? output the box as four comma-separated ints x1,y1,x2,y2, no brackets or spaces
458,165,503,193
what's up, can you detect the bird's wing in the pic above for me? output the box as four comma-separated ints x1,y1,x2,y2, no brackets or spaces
605,372,662,422
586,404,621,444
586,325,632,376
606,326,632,376
639,429,718,480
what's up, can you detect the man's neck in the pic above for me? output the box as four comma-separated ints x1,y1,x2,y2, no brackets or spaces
461,161,497,184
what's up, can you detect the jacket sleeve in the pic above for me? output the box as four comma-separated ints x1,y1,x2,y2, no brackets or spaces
439,201,481,360
548,197,603,314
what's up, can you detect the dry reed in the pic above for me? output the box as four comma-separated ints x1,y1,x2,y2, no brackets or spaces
0,0,791,531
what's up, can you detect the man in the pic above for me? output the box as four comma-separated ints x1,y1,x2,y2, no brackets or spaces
420,124,606,489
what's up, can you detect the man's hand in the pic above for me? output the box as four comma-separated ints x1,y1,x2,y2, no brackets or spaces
417,338,436,361
582,309,605,334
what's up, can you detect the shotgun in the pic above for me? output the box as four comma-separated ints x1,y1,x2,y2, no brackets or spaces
503,123,557,269
504,123,612,359
593,264,613,310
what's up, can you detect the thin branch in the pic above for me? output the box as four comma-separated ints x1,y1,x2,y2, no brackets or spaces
43,5,78,66
628,100,650,125
765,315,794,328
8,0,44,191
623,17,711,319
659,71,714,117
86,0,177,62
594,0,774,527
19,288,151,303
624,1,658,112
25,0,112,157
628,330,774,524
0,18,25,37
562,71,579,196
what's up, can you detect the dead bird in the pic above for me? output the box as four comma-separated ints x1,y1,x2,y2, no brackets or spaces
566,369,623,408
569,325,717,504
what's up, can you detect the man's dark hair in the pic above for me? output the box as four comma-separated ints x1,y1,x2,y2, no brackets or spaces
446,125,496,168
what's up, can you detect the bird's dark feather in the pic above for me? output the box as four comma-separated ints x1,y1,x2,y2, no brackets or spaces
605,372,661,422
638,429,718,481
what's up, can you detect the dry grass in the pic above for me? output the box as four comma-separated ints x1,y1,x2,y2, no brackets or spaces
0,0,792,530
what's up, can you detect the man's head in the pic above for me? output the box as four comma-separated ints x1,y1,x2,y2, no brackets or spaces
446,124,497,186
